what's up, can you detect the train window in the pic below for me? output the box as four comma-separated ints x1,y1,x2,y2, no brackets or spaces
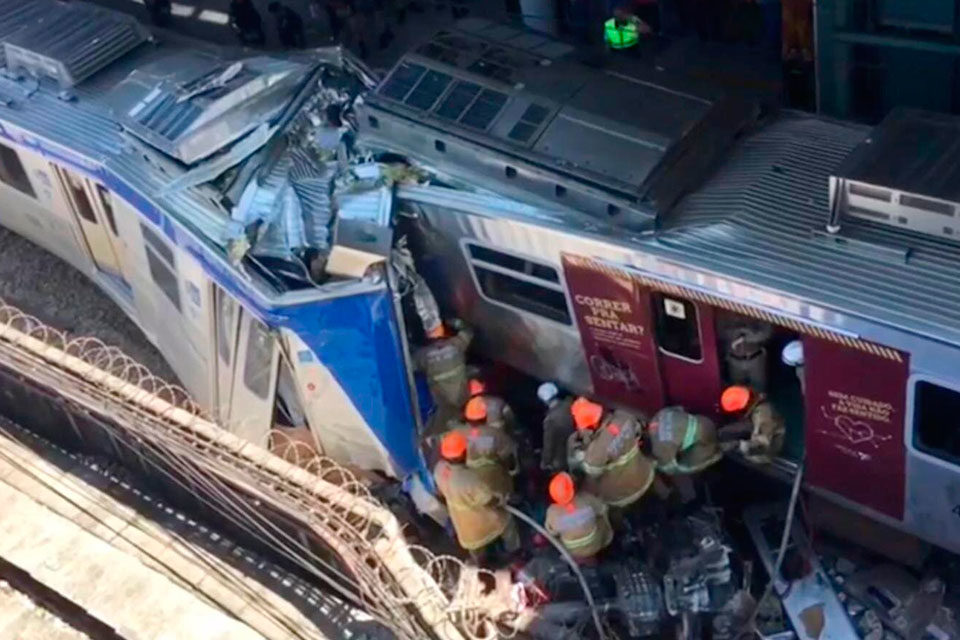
652,293,702,361
914,381,960,464
140,223,181,311
474,266,571,324
243,319,273,400
0,141,35,198
141,222,176,266
217,291,235,366
467,244,560,283
63,172,97,223
465,243,571,324
95,185,119,236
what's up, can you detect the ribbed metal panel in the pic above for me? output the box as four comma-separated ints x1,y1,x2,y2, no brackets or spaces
3,3,148,88
111,55,305,164
288,149,333,251
0,0,52,69
655,114,960,347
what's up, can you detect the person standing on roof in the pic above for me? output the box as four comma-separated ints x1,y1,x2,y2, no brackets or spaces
604,5,652,53
466,378,516,433
718,385,785,464
434,431,520,561
415,319,474,436
538,382,576,472
229,0,266,46
569,397,656,510
545,472,613,564
268,2,306,48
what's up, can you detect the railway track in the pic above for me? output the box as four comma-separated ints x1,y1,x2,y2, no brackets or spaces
0,554,115,640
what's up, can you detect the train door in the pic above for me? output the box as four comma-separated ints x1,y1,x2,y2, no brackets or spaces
50,165,128,287
650,292,723,417
222,303,280,445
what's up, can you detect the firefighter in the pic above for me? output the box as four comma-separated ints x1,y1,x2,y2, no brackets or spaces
647,407,723,474
467,378,516,432
414,319,473,436
569,397,656,509
434,431,519,558
604,5,652,52
459,396,517,496
545,472,613,563
538,382,575,472
719,385,785,464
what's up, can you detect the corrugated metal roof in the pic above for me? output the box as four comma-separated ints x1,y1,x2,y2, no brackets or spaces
364,19,754,225
836,108,960,203
650,113,960,346
110,53,306,164
0,0,53,69
0,43,239,247
3,2,149,88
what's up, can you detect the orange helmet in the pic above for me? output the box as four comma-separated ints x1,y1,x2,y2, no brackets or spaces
440,431,467,460
721,385,752,413
571,397,603,430
426,324,447,340
549,472,575,505
464,397,488,422
468,378,486,397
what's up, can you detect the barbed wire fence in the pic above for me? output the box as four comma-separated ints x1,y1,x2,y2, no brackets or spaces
0,298,544,640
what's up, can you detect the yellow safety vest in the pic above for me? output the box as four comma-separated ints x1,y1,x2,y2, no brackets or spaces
604,17,640,50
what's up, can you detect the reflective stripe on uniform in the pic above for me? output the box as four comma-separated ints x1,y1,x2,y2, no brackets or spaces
563,526,599,549
607,466,655,507
583,442,640,476
431,365,466,382
465,457,498,469
681,415,699,451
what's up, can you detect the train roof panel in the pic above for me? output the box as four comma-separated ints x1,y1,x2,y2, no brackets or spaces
836,108,960,204
364,19,756,227
0,9,374,300
3,1,149,89
0,0,54,68
109,52,307,164
653,113,960,346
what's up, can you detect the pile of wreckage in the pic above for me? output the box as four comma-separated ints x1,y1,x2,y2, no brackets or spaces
477,495,960,640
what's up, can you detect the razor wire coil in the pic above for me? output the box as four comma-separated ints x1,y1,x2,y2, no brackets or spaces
0,298,540,640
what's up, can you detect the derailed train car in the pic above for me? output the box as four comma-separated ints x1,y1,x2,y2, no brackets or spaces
362,20,960,555
0,0,956,562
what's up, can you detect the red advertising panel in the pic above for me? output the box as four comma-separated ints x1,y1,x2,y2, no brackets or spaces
803,336,909,520
561,254,665,414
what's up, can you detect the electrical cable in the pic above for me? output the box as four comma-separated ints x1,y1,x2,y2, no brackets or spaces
504,505,607,640
743,455,806,637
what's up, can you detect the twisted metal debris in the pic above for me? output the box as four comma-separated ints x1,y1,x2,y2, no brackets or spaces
0,298,536,640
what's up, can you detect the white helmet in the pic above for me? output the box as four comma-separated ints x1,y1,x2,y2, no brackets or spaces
781,340,804,367
537,382,559,405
